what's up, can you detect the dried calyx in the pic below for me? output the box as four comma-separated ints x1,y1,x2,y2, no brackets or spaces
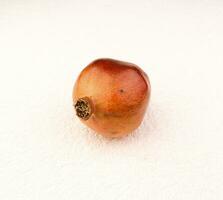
74,97,92,120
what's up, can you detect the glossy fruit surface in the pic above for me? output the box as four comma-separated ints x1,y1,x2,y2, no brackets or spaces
73,58,151,138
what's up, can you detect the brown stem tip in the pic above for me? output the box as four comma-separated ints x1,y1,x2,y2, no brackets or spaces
74,97,92,120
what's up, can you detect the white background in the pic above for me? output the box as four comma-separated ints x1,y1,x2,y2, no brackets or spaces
1,0,223,199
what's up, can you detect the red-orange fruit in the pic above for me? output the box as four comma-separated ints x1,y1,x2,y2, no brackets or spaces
72,58,151,138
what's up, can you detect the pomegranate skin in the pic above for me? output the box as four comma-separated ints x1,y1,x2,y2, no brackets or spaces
73,58,151,138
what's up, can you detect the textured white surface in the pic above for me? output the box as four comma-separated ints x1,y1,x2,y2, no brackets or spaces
1,0,223,199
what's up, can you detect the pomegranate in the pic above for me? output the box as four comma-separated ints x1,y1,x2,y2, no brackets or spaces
73,58,151,138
